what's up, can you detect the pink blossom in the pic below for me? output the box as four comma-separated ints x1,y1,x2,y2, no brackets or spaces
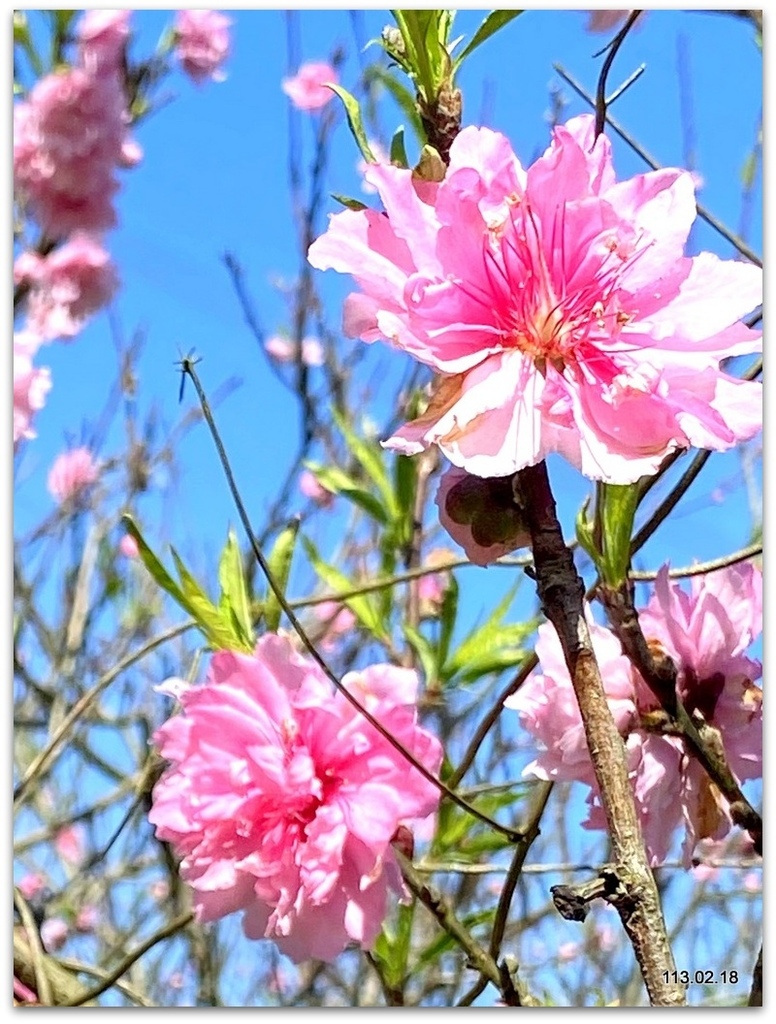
743,870,761,893
14,331,52,446
691,862,719,884
174,10,231,85
436,464,531,566
314,601,357,652
309,116,761,484
119,533,140,558
15,234,118,341
509,563,762,865
41,917,69,952
265,335,325,367
299,469,335,509
149,634,443,963
13,66,132,238
47,448,100,505
77,9,131,75
558,941,581,962
74,905,100,932
54,824,86,864
14,976,38,1005
282,61,338,112
585,10,631,34
17,873,46,901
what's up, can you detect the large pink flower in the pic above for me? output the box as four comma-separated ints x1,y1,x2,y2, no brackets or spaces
15,234,118,341
309,115,761,484
282,61,338,111
509,564,762,865
149,635,442,963
174,10,231,85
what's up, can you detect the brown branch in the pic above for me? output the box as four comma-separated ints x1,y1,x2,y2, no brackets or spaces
515,460,684,1006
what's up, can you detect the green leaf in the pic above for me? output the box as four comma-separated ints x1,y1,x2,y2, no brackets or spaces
263,520,300,632
169,547,242,650
403,624,439,690
305,462,389,524
452,10,523,73
218,530,254,649
330,192,368,212
332,407,397,517
600,482,639,585
389,126,409,168
443,583,534,684
575,494,599,565
372,902,415,990
301,536,389,643
326,83,376,164
365,64,425,143
436,573,459,670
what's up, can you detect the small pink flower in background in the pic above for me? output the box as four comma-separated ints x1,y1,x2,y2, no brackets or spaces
119,533,140,558
17,873,46,901
75,905,100,933
436,465,531,566
743,871,761,893
15,234,118,342
585,10,631,34
282,61,338,111
13,66,133,238
14,976,38,1005
558,941,581,962
594,924,617,953
41,917,69,952
149,879,170,901
149,634,443,963
314,600,357,652
264,335,325,367
691,862,720,884
47,448,100,506
77,9,131,75
299,469,335,509
14,331,52,446
174,10,231,85
510,563,762,866
309,115,761,485
54,824,86,864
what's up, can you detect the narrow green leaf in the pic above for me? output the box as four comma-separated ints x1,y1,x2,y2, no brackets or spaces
365,64,425,143
575,495,599,566
169,547,241,650
436,574,459,670
443,583,535,684
263,520,300,632
302,537,388,642
218,530,254,648
122,516,190,613
327,83,375,164
389,126,409,168
452,10,523,73
600,482,639,585
332,408,397,516
330,192,368,212
305,462,389,524
403,623,439,690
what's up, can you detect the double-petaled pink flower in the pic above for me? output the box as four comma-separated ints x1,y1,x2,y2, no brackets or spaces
14,234,118,342
508,563,762,865
174,10,231,85
149,634,442,963
14,331,51,446
309,115,761,484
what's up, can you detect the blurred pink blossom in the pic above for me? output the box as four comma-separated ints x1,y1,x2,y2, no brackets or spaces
314,600,357,652
585,10,631,34
174,10,231,85
13,65,134,238
47,448,100,505
17,872,46,901
14,331,52,446
309,115,761,484
691,862,719,884
149,634,443,963
41,917,69,952
436,465,531,566
75,905,100,932
55,824,86,864
119,533,140,558
509,563,762,866
743,870,761,893
15,234,118,341
558,941,581,962
265,335,324,367
77,9,131,74
299,469,335,508
282,61,338,111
